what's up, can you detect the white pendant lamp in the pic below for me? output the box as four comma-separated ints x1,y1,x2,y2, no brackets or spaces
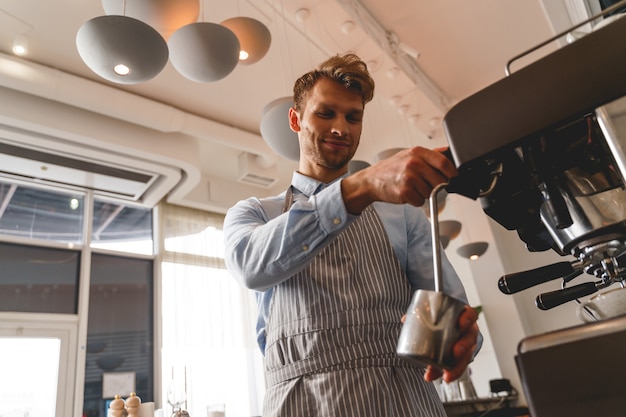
76,15,168,84
457,242,489,260
260,97,300,161
168,22,240,83
438,220,462,240
101,0,200,39
221,17,272,65
375,147,406,161
348,160,370,174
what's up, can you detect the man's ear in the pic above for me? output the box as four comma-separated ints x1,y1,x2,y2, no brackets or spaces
288,107,301,132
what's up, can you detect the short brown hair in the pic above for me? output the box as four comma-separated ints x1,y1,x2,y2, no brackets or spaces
292,53,375,112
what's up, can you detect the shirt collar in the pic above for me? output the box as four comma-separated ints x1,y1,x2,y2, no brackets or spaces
291,171,349,197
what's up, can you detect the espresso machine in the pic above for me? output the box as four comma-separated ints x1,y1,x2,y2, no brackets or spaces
442,6,626,417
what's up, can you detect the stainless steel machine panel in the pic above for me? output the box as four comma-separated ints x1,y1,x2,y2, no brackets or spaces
515,315,626,417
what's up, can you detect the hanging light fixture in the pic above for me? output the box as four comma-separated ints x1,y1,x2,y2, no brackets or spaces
168,22,240,82
348,160,370,174
76,15,168,84
101,0,199,39
78,1,271,84
457,242,489,260
260,96,300,161
221,17,271,65
438,220,461,240
438,220,460,250
375,147,406,161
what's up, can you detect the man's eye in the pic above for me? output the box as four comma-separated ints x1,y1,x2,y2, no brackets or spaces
347,116,362,123
317,112,333,118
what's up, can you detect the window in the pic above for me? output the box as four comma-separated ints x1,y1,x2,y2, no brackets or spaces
0,178,265,416
0,181,84,243
0,178,156,417
91,199,153,255
83,254,154,417
160,203,264,417
0,242,80,314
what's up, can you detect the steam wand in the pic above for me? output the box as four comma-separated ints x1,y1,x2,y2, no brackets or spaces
429,182,447,293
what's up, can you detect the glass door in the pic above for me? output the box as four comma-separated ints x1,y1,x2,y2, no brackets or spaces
0,317,77,417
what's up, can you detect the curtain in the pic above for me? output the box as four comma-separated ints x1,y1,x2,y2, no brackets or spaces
159,203,264,417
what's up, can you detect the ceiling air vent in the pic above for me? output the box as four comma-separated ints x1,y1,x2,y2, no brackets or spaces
238,152,277,188
0,129,182,207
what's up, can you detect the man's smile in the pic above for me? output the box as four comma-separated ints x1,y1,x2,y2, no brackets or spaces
322,139,350,150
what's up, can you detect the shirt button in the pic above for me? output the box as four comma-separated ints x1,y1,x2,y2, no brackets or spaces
333,217,341,225
302,245,309,251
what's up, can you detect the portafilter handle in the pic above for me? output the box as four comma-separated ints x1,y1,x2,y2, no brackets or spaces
498,261,581,294
536,281,602,310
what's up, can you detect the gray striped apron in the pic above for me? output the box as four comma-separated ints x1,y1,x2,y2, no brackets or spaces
263,199,446,416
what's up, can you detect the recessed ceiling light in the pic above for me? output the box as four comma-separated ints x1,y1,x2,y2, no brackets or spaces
341,20,355,34
295,8,310,23
12,34,29,56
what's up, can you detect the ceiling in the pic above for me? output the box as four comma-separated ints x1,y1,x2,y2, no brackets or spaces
0,0,599,216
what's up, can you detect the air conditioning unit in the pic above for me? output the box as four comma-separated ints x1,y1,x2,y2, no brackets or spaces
0,124,182,207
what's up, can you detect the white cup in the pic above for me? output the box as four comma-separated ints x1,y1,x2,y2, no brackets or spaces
576,287,626,322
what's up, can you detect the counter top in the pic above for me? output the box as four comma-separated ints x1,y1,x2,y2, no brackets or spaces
443,394,528,417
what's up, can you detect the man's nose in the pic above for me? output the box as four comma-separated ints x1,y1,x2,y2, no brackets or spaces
331,118,349,136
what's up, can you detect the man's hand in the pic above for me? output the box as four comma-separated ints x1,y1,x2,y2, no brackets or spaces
342,146,458,215
423,305,480,383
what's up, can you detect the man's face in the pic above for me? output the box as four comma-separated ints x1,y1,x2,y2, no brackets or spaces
289,77,364,181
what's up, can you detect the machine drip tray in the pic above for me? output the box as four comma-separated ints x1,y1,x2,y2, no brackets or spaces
515,314,626,417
